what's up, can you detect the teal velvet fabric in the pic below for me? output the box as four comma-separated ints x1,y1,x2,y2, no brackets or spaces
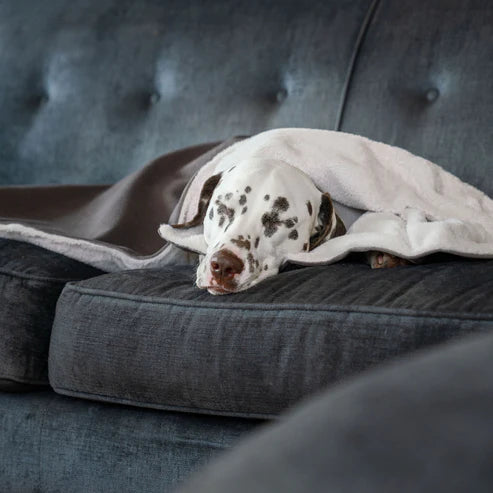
0,0,369,185
0,390,258,492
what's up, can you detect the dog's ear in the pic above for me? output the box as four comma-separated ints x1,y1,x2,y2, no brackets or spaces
309,193,346,250
171,173,222,229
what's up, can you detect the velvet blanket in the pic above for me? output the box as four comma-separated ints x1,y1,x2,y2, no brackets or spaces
0,139,239,270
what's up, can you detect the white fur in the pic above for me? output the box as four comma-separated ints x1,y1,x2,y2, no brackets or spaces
191,158,323,293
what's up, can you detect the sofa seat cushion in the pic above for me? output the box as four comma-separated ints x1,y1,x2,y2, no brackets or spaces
49,258,493,418
0,239,103,391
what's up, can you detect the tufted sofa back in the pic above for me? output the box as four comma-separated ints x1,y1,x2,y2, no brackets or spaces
1,0,492,196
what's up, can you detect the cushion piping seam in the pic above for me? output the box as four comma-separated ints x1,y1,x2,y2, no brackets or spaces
60,286,493,322
0,374,49,385
0,267,95,284
53,385,276,420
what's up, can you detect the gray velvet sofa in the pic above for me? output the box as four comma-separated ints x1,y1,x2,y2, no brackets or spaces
0,1,492,491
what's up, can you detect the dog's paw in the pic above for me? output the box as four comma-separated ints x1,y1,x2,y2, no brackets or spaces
367,251,411,269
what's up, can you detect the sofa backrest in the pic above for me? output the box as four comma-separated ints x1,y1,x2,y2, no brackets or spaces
1,0,492,197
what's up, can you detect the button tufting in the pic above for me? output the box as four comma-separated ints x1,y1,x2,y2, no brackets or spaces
39,94,49,105
149,92,160,105
425,88,440,103
275,88,288,103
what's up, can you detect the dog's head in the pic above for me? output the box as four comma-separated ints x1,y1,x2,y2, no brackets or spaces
161,158,345,294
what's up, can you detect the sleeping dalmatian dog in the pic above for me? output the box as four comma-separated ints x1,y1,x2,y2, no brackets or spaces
171,158,409,295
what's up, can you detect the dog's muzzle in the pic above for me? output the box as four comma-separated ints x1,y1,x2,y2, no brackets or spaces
208,249,244,293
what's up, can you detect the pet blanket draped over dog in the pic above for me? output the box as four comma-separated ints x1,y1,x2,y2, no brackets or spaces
0,128,492,272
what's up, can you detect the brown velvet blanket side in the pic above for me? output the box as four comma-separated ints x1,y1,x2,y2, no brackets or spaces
0,139,237,258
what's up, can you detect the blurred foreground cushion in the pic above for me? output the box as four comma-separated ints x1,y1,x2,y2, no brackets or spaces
177,330,493,493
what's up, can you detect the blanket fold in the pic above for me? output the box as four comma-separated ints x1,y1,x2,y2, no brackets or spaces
0,140,238,270
160,129,493,267
0,129,492,271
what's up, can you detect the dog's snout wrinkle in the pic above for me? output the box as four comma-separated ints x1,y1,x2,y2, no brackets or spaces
210,249,244,282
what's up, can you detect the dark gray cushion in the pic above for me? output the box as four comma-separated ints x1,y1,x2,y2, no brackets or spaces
0,239,102,391
0,390,257,492
49,257,493,418
177,330,493,493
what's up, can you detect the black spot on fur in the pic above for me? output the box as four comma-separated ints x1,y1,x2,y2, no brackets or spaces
255,237,260,248
273,196,289,212
231,236,251,250
247,253,255,273
225,193,233,200
261,199,298,237
264,194,270,201
307,201,313,215
303,242,308,251
288,230,298,240
255,259,259,268
242,206,248,214
262,211,280,237
239,194,247,205
264,264,268,270
216,199,235,228
245,186,251,193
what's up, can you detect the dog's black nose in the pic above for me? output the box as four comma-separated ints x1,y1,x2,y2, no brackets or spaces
210,249,244,280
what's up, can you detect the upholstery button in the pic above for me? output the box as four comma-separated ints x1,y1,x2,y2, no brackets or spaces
275,88,288,103
39,94,49,105
149,92,160,104
425,88,439,102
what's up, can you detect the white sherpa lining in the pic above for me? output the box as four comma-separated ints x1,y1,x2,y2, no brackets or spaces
160,128,493,265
